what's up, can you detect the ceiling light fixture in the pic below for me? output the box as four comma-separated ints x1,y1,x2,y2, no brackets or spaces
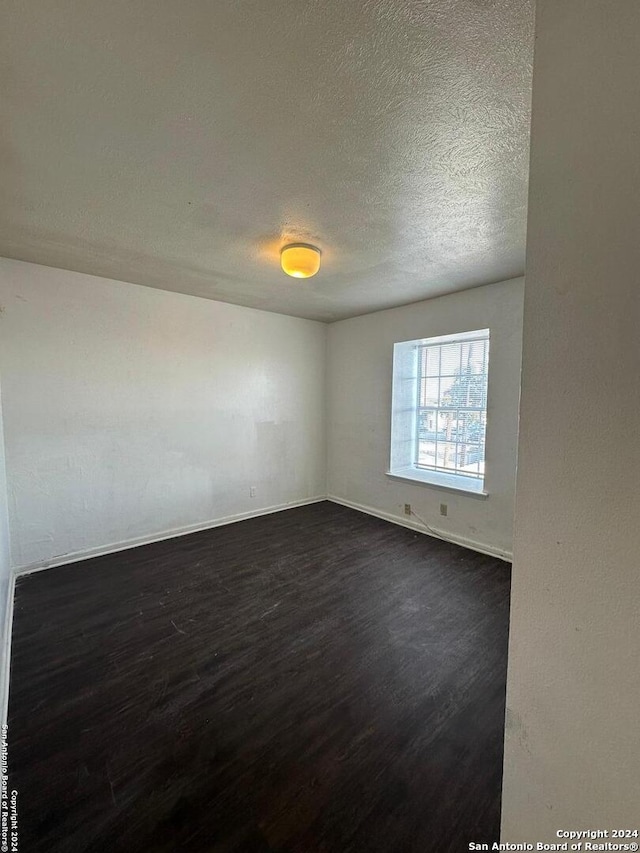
280,243,321,278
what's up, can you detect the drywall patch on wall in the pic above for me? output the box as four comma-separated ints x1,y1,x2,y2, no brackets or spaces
0,258,327,568
326,278,524,557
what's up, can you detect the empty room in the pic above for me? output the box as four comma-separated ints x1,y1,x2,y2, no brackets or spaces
0,0,637,851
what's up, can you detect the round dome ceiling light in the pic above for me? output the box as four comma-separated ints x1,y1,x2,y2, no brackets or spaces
280,243,321,278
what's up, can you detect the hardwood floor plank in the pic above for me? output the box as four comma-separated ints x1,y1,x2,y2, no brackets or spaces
8,501,511,852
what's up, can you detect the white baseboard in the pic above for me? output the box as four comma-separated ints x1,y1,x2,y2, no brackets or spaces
1,493,508,727
0,573,16,730
12,496,327,578
326,495,512,562
1,496,327,728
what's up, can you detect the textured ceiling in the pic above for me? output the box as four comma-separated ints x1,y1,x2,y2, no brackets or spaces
0,0,534,322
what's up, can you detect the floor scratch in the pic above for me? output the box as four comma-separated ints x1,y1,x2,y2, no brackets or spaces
260,601,281,619
106,763,117,808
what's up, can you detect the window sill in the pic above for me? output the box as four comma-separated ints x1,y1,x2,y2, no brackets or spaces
386,468,489,499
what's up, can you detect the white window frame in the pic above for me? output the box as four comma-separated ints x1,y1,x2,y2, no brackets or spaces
387,329,490,498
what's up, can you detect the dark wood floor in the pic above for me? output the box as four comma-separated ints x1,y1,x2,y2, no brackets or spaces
8,501,511,852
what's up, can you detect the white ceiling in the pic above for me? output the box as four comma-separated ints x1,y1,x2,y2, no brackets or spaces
0,0,534,322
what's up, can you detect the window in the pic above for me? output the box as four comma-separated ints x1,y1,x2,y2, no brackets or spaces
388,329,490,496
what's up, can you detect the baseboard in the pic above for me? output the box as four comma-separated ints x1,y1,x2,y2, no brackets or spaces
0,573,16,729
2,492,508,727
1,496,327,728
327,495,512,562
13,494,511,576
13,496,327,577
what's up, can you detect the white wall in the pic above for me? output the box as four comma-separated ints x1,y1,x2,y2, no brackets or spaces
0,258,326,569
326,278,524,559
0,384,9,591
502,0,640,838
0,379,11,720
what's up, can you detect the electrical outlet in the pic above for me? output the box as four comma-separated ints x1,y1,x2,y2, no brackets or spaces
440,503,448,517
250,486,257,498
404,503,411,516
